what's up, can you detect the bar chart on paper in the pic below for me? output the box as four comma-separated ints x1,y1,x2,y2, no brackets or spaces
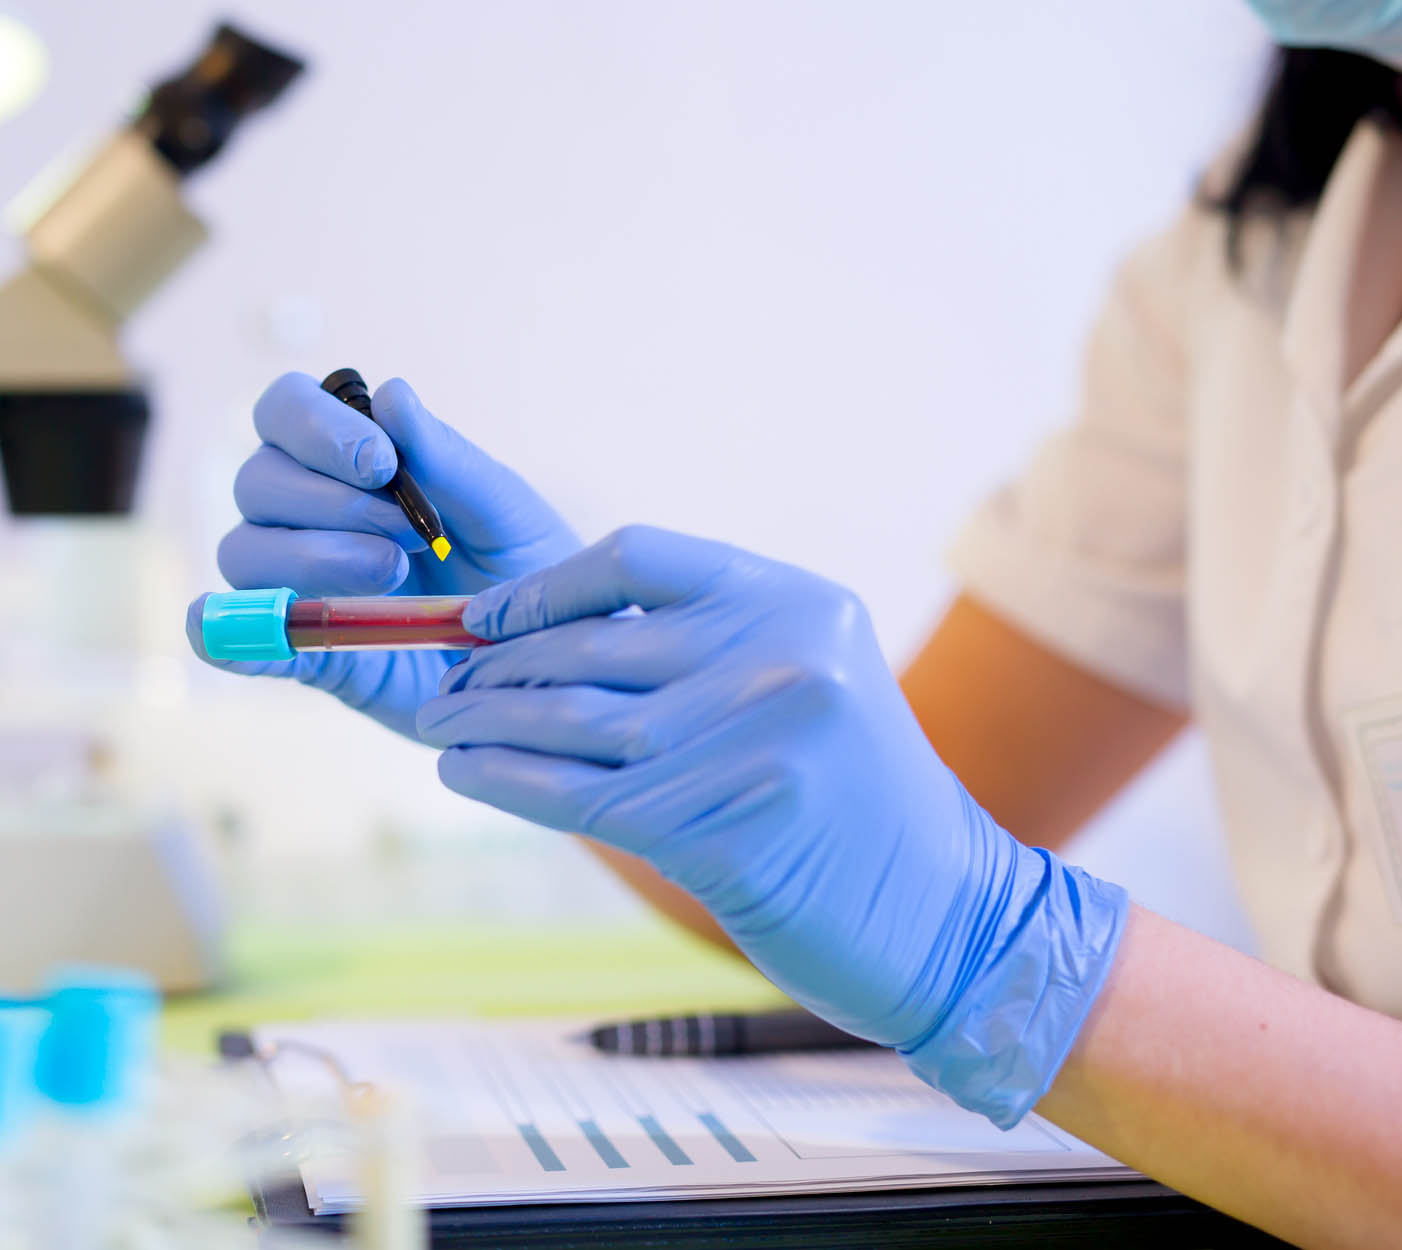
251,1018,1131,1211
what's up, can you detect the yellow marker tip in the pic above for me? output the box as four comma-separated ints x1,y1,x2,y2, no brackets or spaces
431,536,452,562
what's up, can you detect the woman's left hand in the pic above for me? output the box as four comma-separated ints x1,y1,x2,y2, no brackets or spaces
416,525,1127,1126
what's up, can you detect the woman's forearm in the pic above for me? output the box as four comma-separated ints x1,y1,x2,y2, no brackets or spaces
1038,905,1402,1249
900,596,1186,850
582,837,738,951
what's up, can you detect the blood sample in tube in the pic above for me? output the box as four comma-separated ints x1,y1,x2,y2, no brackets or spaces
284,596,488,651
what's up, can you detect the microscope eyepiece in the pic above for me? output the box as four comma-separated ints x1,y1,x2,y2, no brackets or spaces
133,23,304,175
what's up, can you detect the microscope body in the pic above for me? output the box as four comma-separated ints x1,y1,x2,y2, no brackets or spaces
0,21,301,515
0,130,206,512
0,25,303,992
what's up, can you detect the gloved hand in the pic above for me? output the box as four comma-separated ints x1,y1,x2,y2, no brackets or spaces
416,526,1128,1127
186,371,579,739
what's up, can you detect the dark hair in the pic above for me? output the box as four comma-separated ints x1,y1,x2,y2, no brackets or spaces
1218,47,1402,251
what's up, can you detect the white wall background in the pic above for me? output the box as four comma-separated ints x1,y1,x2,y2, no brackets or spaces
0,2,1267,945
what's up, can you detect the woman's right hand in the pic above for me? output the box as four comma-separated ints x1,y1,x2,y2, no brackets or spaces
185,371,580,740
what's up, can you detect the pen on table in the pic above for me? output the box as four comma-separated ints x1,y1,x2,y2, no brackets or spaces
320,367,453,562
584,1008,879,1057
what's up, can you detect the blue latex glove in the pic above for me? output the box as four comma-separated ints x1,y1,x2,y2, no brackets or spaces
186,372,579,738
416,526,1128,1127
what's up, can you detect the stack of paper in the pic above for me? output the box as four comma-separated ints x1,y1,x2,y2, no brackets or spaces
251,1018,1132,1213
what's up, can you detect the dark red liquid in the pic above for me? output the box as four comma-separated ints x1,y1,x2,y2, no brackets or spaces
285,596,488,651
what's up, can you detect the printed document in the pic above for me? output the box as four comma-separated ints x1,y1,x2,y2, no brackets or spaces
251,1017,1131,1213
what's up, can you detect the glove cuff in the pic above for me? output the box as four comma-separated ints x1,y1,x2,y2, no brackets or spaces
900,851,1128,1130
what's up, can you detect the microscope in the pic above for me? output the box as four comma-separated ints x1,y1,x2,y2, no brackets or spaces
0,23,303,992
0,22,302,514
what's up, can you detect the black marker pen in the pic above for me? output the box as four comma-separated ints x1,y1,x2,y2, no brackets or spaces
321,367,452,562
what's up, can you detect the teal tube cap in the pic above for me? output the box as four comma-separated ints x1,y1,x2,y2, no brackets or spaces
34,967,159,1111
202,587,298,662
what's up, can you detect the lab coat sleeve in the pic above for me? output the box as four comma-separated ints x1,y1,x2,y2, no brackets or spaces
946,207,1211,711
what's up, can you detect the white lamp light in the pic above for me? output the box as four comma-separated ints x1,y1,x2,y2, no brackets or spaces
0,15,47,124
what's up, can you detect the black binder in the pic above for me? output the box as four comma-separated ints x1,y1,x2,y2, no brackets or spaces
250,1171,1293,1248
226,1032,1291,1249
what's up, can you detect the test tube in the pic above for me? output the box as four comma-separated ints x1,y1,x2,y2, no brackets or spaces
285,595,484,651
200,588,488,661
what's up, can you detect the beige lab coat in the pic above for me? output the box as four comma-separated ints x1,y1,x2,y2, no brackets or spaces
949,119,1402,1016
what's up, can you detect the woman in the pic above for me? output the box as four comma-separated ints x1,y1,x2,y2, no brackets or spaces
191,8,1402,1245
